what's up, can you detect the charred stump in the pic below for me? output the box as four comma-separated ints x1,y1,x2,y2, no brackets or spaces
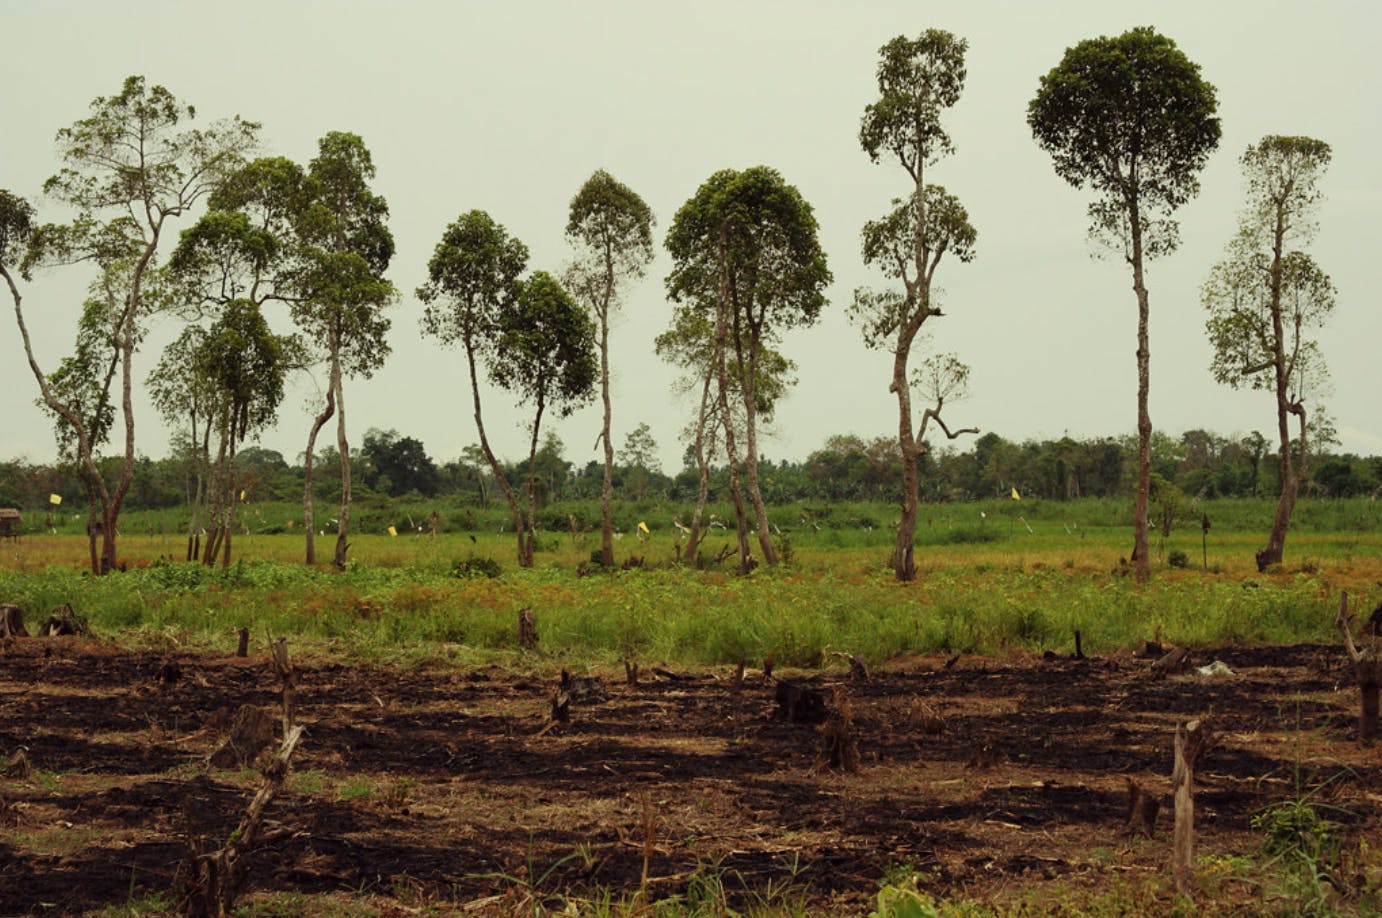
41,603,90,637
0,604,26,638
1124,776,1159,837
775,681,829,725
1150,646,1190,680
208,705,277,769
818,688,860,772
235,627,249,658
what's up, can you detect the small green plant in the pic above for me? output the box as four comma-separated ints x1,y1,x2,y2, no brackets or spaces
1168,549,1189,569
336,777,375,801
450,555,501,579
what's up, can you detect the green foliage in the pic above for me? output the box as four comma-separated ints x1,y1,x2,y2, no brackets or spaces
1168,549,1190,568
450,555,501,580
1028,27,1221,222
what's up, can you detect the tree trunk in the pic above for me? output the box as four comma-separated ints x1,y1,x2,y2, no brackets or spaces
332,357,351,570
683,371,716,565
598,293,615,568
893,344,919,582
463,335,526,567
302,378,336,566
1128,204,1152,584
523,398,546,569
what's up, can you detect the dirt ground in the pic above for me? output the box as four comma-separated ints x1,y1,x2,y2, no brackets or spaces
1,636,1378,916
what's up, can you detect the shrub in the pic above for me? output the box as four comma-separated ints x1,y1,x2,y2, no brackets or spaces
1167,550,1189,569
450,556,501,579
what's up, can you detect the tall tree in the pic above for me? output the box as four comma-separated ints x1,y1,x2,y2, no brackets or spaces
1203,136,1334,571
665,166,829,572
418,210,531,561
193,299,294,566
565,170,655,566
1028,27,1220,582
854,30,978,582
293,133,396,568
1,77,257,574
147,325,216,561
493,271,598,565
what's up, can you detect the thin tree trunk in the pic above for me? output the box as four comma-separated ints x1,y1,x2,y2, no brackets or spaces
598,266,616,568
1257,211,1305,571
523,397,546,569
713,233,752,574
302,379,335,566
1129,203,1152,584
892,343,919,582
463,335,527,566
332,357,351,569
683,370,716,564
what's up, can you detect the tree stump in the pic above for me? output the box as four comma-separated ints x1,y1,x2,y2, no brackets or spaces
1125,776,1159,837
1172,719,1212,899
208,705,277,769
269,637,296,735
818,688,860,772
1336,592,1381,743
235,627,249,658
518,608,538,650
559,669,608,704
775,681,829,724
0,604,26,638
41,603,90,637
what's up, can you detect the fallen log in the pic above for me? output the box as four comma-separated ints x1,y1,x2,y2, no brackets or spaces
1150,646,1190,680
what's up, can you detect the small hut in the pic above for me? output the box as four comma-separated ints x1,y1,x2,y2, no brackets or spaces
0,509,21,541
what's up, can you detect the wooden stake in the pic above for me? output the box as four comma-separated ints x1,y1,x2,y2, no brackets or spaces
1172,719,1211,899
518,607,538,650
268,636,296,735
235,627,249,658
1124,776,1159,837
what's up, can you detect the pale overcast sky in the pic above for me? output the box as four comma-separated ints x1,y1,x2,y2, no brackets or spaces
3,1,1378,474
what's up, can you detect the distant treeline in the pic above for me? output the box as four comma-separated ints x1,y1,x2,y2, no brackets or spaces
3,426,1378,516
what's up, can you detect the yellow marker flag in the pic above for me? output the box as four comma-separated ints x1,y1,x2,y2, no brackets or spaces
239,490,246,501
637,521,649,534
1011,487,1021,501
49,493,62,506
387,525,397,537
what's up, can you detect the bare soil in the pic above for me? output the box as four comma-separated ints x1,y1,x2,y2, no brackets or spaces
1,637,1378,915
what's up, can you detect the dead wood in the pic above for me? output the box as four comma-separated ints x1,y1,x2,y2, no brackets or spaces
559,669,608,704
775,681,829,725
235,627,249,658
732,660,747,692
1151,646,1190,680
1074,629,1086,660
0,604,26,638
967,740,999,770
1124,776,1159,837
651,667,686,682
550,691,570,723
1172,719,1212,899
156,659,182,685
623,660,639,685
762,653,776,680
1335,592,1381,742
2,747,30,779
828,651,870,681
41,603,90,637
208,705,277,769
517,607,538,650
180,725,304,918
817,687,860,772
269,636,296,735
943,653,961,670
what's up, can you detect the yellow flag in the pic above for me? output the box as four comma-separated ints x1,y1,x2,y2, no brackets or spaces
239,490,246,501
637,521,649,534
1011,487,1021,501
387,525,397,537
49,493,62,506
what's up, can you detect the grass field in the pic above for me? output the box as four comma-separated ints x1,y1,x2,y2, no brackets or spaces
2,498,1377,668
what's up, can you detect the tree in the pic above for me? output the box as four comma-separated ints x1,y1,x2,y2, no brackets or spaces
293,133,396,568
618,421,659,500
854,30,979,581
147,325,217,560
418,210,532,562
193,299,294,566
665,166,830,573
565,170,655,566
2,77,257,574
493,271,597,565
361,429,440,497
1204,136,1334,571
1028,27,1221,582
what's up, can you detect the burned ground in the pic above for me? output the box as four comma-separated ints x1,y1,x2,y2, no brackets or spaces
1,638,1377,915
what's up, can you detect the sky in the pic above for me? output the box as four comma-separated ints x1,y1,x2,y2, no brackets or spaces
2,0,1379,477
